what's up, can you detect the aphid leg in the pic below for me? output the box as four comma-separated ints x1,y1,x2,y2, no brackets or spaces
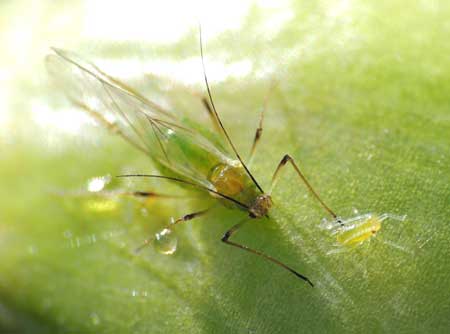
52,189,182,200
326,246,354,255
269,154,337,218
134,209,209,253
221,219,314,286
145,72,221,133
378,213,407,222
125,191,188,212
169,209,210,227
374,213,412,255
372,237,413,255
200,95,223,133
126,191,182,199
73,100,151,155
247,81,277,165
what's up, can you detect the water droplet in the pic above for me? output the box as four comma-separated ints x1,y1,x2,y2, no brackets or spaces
90,312,101,326
153,228,177,255
87,175,111,192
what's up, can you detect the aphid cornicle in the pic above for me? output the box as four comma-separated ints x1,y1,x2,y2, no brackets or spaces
46,28,340,287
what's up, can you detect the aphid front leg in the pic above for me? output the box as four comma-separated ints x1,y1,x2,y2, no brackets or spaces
135,209,209,254
221,219,314,286
269,154,337,218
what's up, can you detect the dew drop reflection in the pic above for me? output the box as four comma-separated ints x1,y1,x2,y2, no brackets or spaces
153,228,177,255
87,175,111,192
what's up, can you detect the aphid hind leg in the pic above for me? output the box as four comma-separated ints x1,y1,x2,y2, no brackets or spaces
199,95,222,133
269,154,337,218
248,80,277,166
135,209,209,253
146,72,221,133
168,81,221,133
221,219,314,286
326,245,356,255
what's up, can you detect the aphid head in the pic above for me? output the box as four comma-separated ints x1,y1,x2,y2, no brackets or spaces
249,194,273,218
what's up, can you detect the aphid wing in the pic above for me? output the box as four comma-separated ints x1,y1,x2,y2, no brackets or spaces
46,49,229,190
46,49,174,157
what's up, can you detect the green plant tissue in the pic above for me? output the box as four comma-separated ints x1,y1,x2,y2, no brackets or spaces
0,1,449,333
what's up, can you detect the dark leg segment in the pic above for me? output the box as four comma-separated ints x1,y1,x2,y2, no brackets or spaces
170,209,209,226
221,219,314,287
144,72,221,133
135,209,209,253
248,81,277,164
200,96,222,133
129,191,181,199
269,154,337,218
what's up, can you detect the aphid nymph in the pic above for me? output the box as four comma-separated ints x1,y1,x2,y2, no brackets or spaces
321,213,407,248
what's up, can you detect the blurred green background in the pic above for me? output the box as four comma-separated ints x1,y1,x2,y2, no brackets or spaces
1,0,449,333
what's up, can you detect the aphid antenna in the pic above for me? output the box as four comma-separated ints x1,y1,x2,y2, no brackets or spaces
117,174,249,210
198,24,265,194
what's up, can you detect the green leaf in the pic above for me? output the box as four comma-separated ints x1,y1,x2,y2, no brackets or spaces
1,1,449,333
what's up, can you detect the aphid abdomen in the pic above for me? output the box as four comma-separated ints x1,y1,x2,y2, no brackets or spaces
209,163,245,196
149,127,232,187
208,163,261,209
337,228,372,246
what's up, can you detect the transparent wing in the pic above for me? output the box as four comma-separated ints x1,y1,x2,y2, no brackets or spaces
46,48,180,155
46,48,230,188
